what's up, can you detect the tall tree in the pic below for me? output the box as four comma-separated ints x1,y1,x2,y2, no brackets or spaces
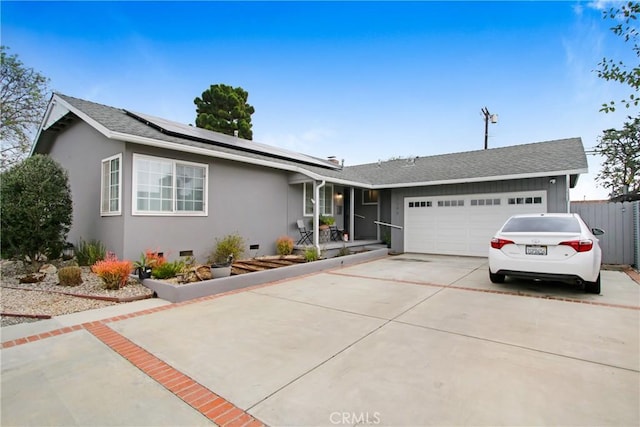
594,117,640,198
1,46,50,170
194,84,255,140
596,1,640,113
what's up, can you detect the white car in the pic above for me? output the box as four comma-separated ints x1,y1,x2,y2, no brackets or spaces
488,213,604,294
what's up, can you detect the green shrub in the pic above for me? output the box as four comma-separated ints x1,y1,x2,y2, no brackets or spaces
276,236,294,256
75,238,106,266
58,266,83,286
0,155,72,266
151,260,185,280
208,233,246,265
304,246,319,262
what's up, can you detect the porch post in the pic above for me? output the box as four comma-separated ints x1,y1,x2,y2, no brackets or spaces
349,187,355,242
314,180,325,252
376,192,381,240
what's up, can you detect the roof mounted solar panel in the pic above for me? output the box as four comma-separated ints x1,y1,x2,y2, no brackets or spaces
125,110,340,170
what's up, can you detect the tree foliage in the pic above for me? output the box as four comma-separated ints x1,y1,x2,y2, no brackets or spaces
194,84,255,140
596,2,640,113
1,46,50,170
1,154,73,266
594,117,640,198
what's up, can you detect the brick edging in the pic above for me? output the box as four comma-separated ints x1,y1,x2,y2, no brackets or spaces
0,312,52,319
625,268,640,285
84,322,264,427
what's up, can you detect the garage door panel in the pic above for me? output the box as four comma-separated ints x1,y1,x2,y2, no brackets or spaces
404,191,547,257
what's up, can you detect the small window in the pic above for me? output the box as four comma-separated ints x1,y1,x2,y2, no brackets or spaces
363,190,379,205
471,200,478,206
409,202,414,208
101,154,122,216
420,201,426,207
493,199,501,205
534,197,542,204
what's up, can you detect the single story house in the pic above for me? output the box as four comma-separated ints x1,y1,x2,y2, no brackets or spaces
31,93,588,260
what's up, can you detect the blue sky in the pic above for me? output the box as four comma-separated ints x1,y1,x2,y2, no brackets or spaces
2,1,637,200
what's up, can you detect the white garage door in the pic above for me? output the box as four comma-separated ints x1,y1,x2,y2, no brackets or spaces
404,191,547,257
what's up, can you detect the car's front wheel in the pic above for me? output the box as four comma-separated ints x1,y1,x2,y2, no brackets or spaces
584,273,601,294
489,270,505,283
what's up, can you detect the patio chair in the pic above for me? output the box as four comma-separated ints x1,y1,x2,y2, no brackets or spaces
329,224,344,241
297,219,313,245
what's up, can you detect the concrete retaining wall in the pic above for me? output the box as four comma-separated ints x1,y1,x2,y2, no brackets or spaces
142,248,389,303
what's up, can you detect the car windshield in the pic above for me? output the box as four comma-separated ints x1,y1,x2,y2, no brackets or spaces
502,217,581,233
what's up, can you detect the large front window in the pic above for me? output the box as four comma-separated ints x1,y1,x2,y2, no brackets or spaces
101,154,121,215
303,182,333,216
133,154,207,215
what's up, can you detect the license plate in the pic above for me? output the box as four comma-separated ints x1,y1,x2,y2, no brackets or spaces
526,245,547,256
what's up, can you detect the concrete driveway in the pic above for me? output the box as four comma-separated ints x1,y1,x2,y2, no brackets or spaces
2,254,639,426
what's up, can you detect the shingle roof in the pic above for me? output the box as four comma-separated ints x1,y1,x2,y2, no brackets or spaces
345,138,588,186
44,94,587,188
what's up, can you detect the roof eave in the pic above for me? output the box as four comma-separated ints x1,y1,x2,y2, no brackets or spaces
112,131,370,187
31,94,113,155
371,169,588,189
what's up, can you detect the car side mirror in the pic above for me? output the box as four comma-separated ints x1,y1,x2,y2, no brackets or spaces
592,228,605,236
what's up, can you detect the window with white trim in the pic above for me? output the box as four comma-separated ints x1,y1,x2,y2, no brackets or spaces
133,154,207,215
303,182,334,216
101,154,122,215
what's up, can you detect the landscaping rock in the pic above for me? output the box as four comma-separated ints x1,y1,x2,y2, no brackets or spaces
39,264,57,274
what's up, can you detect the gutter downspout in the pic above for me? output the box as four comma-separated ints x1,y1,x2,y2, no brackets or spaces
314,180,326,255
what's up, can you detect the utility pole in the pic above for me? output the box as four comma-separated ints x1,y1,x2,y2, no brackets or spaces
481,107,498,149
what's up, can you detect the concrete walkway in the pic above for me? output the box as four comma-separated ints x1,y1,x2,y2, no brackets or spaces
2,254,639,426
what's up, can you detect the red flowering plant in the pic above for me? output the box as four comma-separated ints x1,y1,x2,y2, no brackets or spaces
145,249,166,268
91,252,133,290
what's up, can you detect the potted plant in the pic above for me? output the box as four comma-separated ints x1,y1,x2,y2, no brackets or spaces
318,215,334,243
133,252,153,280
319,215,335,229
211,254,234,278
208,233,245,278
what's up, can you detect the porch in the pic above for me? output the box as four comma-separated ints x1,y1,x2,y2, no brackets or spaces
294,239,387,258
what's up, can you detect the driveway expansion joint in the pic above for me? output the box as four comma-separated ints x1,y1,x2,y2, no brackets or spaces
328,271,640,311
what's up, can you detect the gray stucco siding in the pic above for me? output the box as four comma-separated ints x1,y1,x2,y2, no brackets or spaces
121,144,291,262
44,120,126,256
